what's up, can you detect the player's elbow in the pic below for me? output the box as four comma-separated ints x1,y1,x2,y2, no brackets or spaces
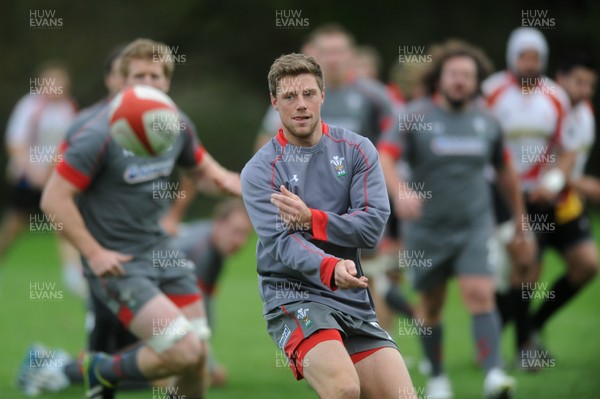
359,225,385,249
360,213,389,248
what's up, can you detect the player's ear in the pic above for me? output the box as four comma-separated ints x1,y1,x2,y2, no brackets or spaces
270,94,278,110
320,87,325,104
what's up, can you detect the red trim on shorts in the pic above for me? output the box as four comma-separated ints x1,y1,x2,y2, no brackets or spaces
117,306,135,327
288,328,343,380
350,347,384,364
310,208,328,241
319,257,339,290
195,146,206,165
198,279,215,296
56,160,91,191
166,293,202,308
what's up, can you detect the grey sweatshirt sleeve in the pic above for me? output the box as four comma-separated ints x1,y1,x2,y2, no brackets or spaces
309,138,390,248
241,159,341,290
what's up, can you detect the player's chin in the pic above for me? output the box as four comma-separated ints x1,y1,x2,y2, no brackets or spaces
289,126,312,138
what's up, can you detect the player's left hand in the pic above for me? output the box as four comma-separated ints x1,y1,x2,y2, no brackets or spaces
271,185,312,230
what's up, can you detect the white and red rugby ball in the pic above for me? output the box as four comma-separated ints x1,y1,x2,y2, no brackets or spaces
109,85,181,157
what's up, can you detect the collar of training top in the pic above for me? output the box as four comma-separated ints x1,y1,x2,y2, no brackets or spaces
276,121,329,147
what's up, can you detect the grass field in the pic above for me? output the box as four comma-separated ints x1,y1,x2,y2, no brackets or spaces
1,217,600,399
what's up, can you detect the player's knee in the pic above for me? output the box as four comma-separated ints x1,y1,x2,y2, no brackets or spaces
463,286,494,312
146,315,203,373
162,335,203,373
571,259,598,285
329,379,360,399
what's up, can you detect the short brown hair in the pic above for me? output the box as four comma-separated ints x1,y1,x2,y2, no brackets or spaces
119,38,175,80
422,39,494,96
268,53,324,98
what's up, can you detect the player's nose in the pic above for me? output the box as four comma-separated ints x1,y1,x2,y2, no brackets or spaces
296,96,307,110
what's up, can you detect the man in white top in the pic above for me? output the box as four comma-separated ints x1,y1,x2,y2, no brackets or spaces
483,28,595,368
526,52,599,335
0,62,84,295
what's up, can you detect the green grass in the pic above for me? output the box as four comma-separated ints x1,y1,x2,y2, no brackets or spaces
1,218,600,399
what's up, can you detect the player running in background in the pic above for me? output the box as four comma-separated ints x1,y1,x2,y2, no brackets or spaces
41,38,240,399
0,62,84,295
557,54,600,202
378,40,522,399
524,52,598,336
482,28,594,366
17,199,252,395
346,42,418,331
173,198,252,387
242,53,416,399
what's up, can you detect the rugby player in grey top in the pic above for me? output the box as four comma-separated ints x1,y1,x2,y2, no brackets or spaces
41,38,240,399
378,41,524,399
242,53,416,399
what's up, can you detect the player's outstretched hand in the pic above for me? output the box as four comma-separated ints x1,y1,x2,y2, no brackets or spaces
334,260,368,289
88,248,132,277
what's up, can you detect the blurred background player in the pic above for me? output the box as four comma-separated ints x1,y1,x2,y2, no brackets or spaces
16,47,135,398
378,40,522,399
40,38,240,399
523,52,599,337
0,61,85,296
173,198,252,386
482,28,595,368
353,45,383,81
557,53,600,202
18,199,252,395
345,42,418,331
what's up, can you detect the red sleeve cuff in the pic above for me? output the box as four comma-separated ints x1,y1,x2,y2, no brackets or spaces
195,146,206,165
320,257,339,291
310,208,328,241
377,142,402,160
56,160,91,191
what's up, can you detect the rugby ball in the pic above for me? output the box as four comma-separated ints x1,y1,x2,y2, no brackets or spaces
109,85,181,157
